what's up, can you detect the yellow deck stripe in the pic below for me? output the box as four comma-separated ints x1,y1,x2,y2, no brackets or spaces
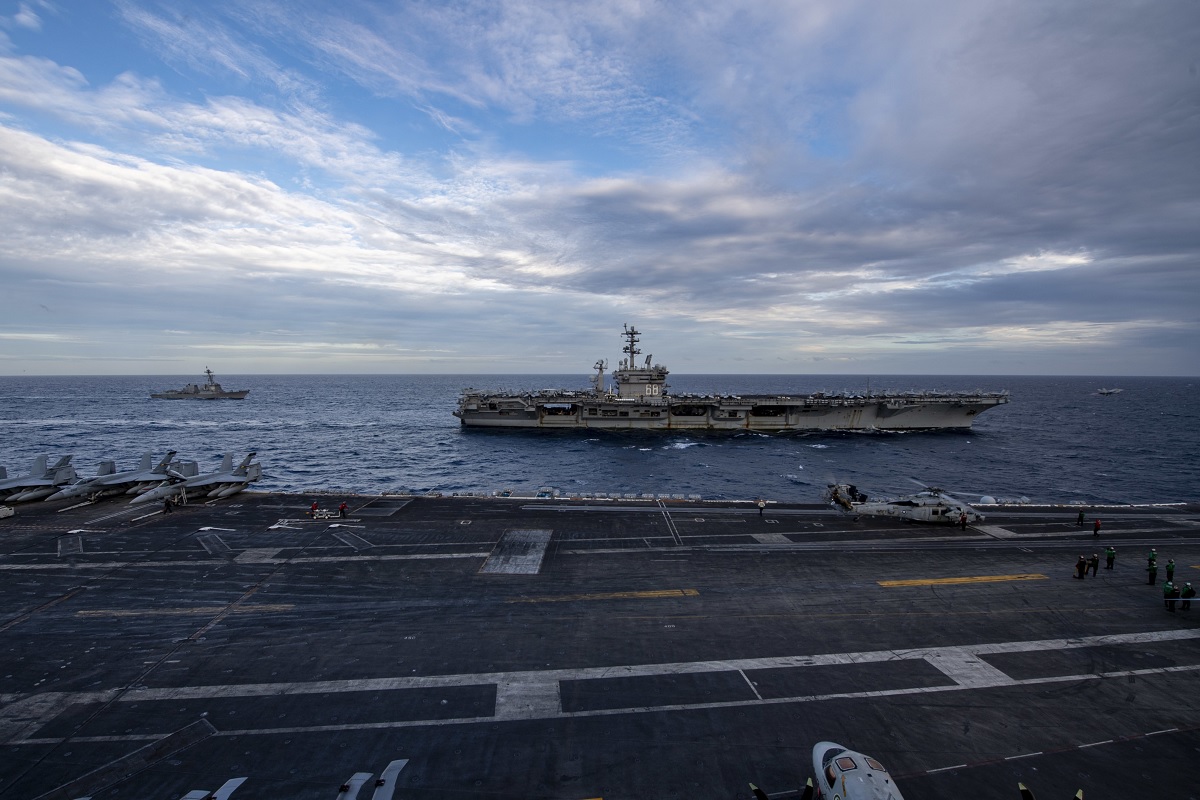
76,604,294,617
879,574,1048,587
508,589,699,604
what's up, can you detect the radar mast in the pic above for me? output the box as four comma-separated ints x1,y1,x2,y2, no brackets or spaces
622,324,641,369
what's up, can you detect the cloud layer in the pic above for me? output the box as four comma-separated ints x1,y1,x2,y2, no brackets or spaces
1,0,1197,374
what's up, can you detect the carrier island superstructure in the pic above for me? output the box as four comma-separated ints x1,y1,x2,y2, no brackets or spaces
454,325,1009,431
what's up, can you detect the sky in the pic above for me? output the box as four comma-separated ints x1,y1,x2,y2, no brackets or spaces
0,1,1197,376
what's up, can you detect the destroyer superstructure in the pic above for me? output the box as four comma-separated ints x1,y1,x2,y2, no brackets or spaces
454,325,1009,431
151,367,248,400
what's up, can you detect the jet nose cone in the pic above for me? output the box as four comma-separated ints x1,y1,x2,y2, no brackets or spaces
812,740,848,768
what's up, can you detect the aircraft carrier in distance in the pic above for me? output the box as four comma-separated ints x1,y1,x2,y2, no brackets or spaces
1,489,1198,799
454,325,1009,431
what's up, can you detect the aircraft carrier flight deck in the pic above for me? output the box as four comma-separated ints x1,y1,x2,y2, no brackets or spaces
2,492,1199,799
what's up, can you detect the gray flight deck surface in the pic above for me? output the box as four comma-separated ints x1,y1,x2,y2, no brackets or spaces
1,493,1199,799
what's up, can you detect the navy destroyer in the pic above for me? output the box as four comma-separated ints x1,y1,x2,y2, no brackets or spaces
151,367,248,400
454,325,1009,431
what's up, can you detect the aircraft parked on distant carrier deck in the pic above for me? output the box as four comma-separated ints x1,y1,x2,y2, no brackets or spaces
825,484,987,524
46,451,178,502
131,452,262,505
455,324,1009,431
0,455,76,503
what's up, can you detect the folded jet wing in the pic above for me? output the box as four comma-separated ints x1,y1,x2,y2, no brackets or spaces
131,452,262,505
0,455,76,502
47,451,178,501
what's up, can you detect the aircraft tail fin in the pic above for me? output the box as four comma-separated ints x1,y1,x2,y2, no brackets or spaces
235,452,257,474
49,455,73,470
138,453,152,471
32,455,48,476
153,450,178,472
0,467,6,480
97,460,117,476
220,453,233,472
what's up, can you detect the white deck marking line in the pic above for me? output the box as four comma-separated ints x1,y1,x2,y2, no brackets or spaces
8,629,1200,744
740,670,763,700
0,552,490,570
19,662,1200,744
657,501,683,546
6,628,1196,707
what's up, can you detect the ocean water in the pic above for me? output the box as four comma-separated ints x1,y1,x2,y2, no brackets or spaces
0,374,1196,505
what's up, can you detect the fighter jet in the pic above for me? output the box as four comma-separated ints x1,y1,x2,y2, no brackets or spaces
131,452,262,505
812,740,906,800
755,742,1081,799
0,455,76,502
826,484,986,525
46,451,178,502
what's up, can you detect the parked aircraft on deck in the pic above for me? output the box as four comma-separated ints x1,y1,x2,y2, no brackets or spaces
46,451,178,502
825,484,987,525
131,452,262,505
0,455,76,502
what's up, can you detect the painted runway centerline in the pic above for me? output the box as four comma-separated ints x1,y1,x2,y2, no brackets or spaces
75,604,295,618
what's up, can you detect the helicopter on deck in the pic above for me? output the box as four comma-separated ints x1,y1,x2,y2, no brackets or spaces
825,483,987,525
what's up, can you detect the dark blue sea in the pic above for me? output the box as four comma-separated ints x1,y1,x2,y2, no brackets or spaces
1,375,1196,505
